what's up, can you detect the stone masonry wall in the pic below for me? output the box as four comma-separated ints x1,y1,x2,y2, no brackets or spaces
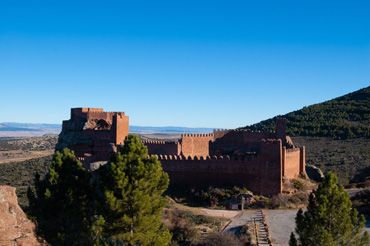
180,134,214,157
112,114,129,145
157,139,283,196
282,147,306,179
210,129,275,155
283,148,301,179
141,141,181,156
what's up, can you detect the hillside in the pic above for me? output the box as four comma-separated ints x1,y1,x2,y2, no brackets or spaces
292,137,370,184
243,86,370,139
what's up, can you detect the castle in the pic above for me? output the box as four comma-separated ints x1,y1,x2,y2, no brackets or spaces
56,108,306,196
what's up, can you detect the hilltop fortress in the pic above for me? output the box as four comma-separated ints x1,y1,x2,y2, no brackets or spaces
56,108,306,196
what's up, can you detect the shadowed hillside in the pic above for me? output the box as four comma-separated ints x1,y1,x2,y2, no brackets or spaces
243,86,370,139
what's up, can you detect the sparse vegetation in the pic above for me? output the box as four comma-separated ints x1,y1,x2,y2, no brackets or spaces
351,189,370,218
236,223,258,245
163,200,230,245
193,232,243,246
0,136,58,151
166,185,250,208
292,136,370,184
243,86,370,139
0,155,52,208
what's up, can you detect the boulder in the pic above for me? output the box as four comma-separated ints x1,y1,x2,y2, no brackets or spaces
0,186,45,246
238,192,255,206
305,164,324,182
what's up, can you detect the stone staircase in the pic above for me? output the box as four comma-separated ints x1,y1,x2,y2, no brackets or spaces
253,210,270,245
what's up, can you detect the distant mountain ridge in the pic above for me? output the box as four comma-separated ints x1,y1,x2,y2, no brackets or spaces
0,123,42,132
2,122,61,129
242,86,370,139
129,126,214,134
0,122,214,135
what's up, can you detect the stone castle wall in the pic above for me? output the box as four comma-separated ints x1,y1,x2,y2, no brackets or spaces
141,141,181,156
180,134,214,157
56,108,305,196
282,146,306,179
156,139,283,196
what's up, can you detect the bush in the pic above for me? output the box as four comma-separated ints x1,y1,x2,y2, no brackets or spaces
291,179,305,190
194,232,243,246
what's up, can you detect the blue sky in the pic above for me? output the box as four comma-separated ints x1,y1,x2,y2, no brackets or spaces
0,0,369,128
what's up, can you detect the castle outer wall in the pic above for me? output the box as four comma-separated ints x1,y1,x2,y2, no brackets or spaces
156,139,283,196
56,108,305,196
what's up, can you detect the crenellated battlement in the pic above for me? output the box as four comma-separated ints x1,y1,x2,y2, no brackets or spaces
86,111,125,122
152,153,259,162
86,111,125,115
181,133,214,138
70,108,126,122
213,129,276,134
141,140,179,145
261,138,282,143
214,129,230,132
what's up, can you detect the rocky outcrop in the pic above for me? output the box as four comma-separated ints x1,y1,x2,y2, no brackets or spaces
306,164,324,182
0,186,44,246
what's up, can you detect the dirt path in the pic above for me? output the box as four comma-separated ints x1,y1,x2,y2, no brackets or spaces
263,209,298,246
201,208,240,219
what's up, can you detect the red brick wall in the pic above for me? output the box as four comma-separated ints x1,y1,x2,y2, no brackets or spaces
157,139,283,196
300,146,305,174
112,114,129,145
282,147,301,179
181,134,214,157
210,130,275,155
71,108,104,119
142,141,181,155
213,129,231,139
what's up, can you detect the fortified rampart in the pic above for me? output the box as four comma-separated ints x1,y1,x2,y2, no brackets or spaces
56,108,306,196
155,139,283,196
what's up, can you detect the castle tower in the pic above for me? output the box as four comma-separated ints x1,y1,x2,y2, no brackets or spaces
111,113,129,145
56,108,129,169
276,118,287,143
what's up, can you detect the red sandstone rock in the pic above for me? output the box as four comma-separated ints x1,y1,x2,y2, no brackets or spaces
0,186,45,246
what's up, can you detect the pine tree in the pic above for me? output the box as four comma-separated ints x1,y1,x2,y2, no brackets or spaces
27,149,96,245
289,232,298,246
290,172,369,246
96,134,171,245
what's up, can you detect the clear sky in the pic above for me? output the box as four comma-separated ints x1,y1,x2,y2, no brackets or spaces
0,0,369,129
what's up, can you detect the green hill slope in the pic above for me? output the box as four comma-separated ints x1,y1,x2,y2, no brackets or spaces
243,86,370,139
